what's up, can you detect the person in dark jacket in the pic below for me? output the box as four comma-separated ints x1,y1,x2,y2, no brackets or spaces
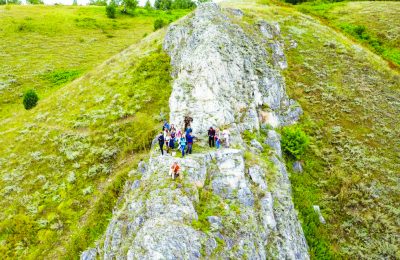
162,120,170,131
158,131,165,155
208,127,216,147
186,132,195,154
185,126,192,136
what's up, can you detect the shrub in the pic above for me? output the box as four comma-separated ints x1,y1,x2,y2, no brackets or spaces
283,0,307,5
154,0,171,10
27,0,43,4
106,4,116,19
281,126,309,159
153,18,165,31
171,0,196,9
145,0,152,10
89,0,107,5
43,70,81,86
23,89,39,110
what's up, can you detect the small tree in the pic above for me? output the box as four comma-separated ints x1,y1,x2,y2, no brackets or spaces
23,89,39,110
281,126,309,159
27,0,43,4
153,18,165,31
88,0,107,6
121,0,138,14
154,0,171,10
144,0,152,10
171,0,195,9
106,3,116,18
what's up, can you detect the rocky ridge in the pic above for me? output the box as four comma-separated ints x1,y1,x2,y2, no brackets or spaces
82,3,308,259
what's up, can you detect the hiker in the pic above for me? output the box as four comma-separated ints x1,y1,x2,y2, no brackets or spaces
158,131,165,155
186,132,195,154
222,129,230,148
171,129,176,140
216,137,221,149
184,116,193,132
165,133,172,154
168,133,175,152
169,161,181,180
163,120,170,131
185,126,192,137
176,129,182,139
163,128,169,140
208,127,216,147
179,136,187,157
215,128,221,149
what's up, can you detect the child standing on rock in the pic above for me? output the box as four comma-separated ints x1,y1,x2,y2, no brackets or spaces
222,129,230,148
165,133,172,154
215,128,221,149
179,136,187,157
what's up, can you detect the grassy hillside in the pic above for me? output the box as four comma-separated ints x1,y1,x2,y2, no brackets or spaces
0,5,188,121
297,1,400,67
224,1,400,258
0,10,181,257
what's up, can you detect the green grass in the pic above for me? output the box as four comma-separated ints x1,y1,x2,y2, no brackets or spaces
297,1,400,67
0,5,189,121
0,6,190,256
0,19,178,257
223,1,400,258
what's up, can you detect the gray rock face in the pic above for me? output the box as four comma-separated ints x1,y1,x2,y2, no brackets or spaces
163,3,301,135
313,205,326,224
251,139,264,152
84,3,308,260
80,248,97,260
293,161,303,173
265,129,282,157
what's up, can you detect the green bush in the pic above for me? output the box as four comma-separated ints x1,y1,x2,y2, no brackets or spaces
43,70,81,86
339,23,384,54
27,0,43,4
89,0,107,5
281,126,309,159
106,4,116,19
153,18,165,31
23,89,39,110
145,0,152,10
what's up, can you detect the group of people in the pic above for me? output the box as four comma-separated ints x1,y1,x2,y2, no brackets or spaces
157,120,196,158
157,120,231,159
207,126,231,149
158,120,231,180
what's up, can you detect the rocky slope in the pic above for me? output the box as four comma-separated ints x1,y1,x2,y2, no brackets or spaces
82,3,308,259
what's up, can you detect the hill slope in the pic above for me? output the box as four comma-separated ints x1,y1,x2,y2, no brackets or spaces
222,0,400,258
0,25,173,258
0,5,188,120
83,3,309,259
1,1,399,259
297,1,400,67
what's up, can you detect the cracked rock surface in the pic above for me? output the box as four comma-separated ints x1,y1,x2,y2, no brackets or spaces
82,3,308,259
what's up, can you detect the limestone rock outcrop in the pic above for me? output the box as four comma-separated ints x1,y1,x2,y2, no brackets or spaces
163,3,301,135
81,3,308,259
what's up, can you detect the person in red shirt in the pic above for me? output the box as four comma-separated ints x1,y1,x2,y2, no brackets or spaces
169,162,181,180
